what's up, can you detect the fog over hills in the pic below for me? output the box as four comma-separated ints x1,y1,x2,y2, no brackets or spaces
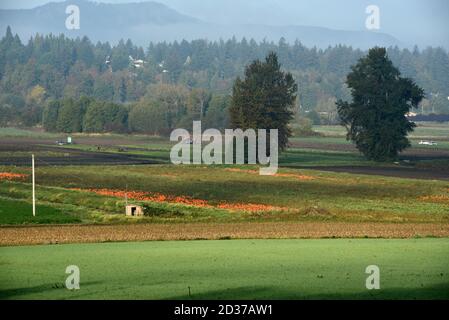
0,0,402,49
157,0,449,49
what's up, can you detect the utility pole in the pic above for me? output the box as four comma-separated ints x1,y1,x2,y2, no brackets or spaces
125,183,128,206
32,154,36,217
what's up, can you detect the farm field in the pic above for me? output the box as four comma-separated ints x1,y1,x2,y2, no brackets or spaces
2,222,449,246
314,123,449,140
0,198,80,225
1,239,448,300
1,124,448,178
0,124,448,230
0,0,448,305
0,125,448,300
1,163,449,227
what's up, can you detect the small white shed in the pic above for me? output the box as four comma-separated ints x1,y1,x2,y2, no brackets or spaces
125,205,144,217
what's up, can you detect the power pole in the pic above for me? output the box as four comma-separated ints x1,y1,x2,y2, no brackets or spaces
125,183,128,206
32,154,36,217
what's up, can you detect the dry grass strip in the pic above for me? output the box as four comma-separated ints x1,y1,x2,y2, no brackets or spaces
1,222,449,246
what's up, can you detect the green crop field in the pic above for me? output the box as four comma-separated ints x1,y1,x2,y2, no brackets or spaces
1,164,449,225
1,239,448,300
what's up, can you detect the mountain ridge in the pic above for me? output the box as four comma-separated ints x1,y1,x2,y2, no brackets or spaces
0,0,400,49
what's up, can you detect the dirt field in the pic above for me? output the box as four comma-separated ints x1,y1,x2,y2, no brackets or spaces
1,222,448,246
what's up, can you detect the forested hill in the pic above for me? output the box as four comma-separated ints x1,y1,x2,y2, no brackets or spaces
0,26,448,130
0,0,400,49
0,0,198,43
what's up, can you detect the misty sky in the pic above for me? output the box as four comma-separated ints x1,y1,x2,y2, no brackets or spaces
1,0,448,48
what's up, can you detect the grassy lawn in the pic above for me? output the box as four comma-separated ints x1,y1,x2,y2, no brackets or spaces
0,239,448,300
0,198,80,225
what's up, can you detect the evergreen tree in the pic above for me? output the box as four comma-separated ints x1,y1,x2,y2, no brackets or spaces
337,47,424,161
83,100,128,133
56,98,87,133
42,100,61,132
119,78,127,103
229,52,297,151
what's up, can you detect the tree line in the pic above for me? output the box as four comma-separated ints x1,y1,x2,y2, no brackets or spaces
2,33,429,162
41,86,231,134
1,26,448,129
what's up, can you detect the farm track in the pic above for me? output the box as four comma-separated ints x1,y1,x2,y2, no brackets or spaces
1,222,449,246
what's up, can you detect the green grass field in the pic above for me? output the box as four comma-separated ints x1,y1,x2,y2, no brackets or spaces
0,198,80,225
1,239,448,300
